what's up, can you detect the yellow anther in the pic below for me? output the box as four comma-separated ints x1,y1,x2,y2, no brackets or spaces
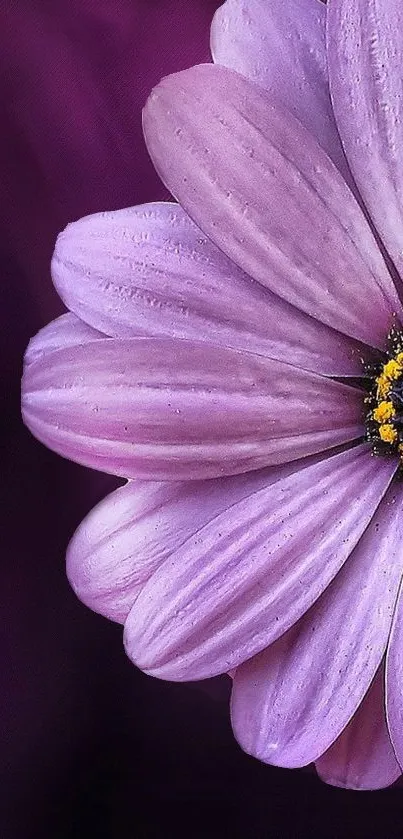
382,359,402,380
376,358,403,398
379,423,398,444
368,334,403,456
373,400,395,423
376,374,391,399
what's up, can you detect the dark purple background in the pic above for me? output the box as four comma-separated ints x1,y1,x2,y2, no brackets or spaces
3,2,403,836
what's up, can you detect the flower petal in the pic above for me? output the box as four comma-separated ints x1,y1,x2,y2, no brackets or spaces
21,337,363,481
211,0,348,174
143,63,402,349
327,0,403,280
124,445,395,680
52,202,368,376
386,578,403,766
231,481,403,768
67,458,316,623
24,312,104,365
316,665,401,791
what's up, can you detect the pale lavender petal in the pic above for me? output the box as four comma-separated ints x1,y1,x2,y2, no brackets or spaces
24,312,105,365
21,337,363,481
143,64,402,348
386,575,403,766
316,665,401,791
231,482,403,768
52,202,368,376
327,0,403,279
211,0,349,175
67,457,317,623
124,446,395,680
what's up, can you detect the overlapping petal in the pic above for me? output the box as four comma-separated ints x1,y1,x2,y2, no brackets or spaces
316,665,401,790
66,457,317,623
327,0,403,279
21,337,363,481
143,63,402,348
231,481,403,768
51,202,368,376
124,446,395,681
24,312,105,366
211,0,348,174
386,581,403,766
19,1,403,793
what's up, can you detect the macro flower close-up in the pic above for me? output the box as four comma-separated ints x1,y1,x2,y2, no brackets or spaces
21,0,403,792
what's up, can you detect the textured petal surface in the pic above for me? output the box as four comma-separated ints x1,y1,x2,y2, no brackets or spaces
211,0,348,174
52,202,368,376
21,337,363,481
143,63,402,348
24,313,105,365
231,480,403,768
124,446,395,680
327,0,403,279
67,457,317,623
316,665,401,791
386,577,403,766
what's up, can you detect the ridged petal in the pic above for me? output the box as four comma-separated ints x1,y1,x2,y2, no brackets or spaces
143,63,402,348
231,481,403,768
51,202,367,376
21,337,363,481
67,458,317,623
124,446,395,680
327,0,403,280
24,313,105,366
211,0,348,174
386,573,403,766
316,665,401,791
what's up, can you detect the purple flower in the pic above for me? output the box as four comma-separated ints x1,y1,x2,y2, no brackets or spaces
21,0,403,790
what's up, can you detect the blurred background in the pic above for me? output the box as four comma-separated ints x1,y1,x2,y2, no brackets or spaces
3,1,403,836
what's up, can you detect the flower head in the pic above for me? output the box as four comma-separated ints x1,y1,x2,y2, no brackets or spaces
21,0,403,790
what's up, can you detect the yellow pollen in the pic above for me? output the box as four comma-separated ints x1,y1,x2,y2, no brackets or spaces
368,329,403,457
376,359,403,398
373,401,395,423
376,374,391,399
382,359,402,380
379,423,398,444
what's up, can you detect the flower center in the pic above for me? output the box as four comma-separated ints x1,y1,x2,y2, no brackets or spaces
365,327,403,460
